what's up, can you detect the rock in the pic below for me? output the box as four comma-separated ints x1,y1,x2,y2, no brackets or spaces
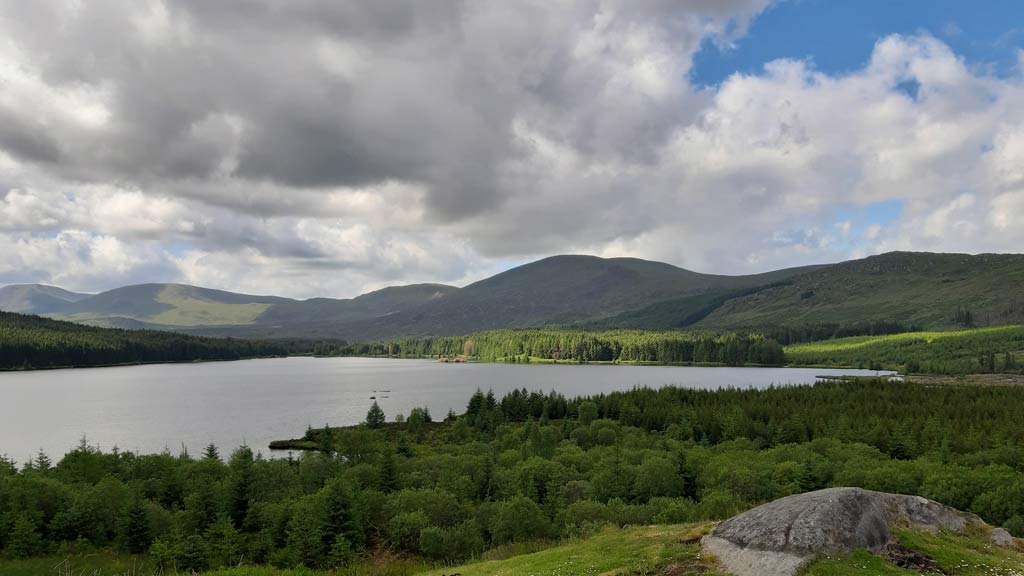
701,487,985,576
991,527,1015,548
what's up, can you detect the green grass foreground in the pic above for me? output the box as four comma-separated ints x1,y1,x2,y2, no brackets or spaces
417,523,718,576
805,526,1024,575
785,325,1024,373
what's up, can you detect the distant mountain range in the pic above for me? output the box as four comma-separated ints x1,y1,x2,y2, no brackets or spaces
3,252,1023,341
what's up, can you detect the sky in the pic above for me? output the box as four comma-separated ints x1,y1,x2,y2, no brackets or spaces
1,1,1024,299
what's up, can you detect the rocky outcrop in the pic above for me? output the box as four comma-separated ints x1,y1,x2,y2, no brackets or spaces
702,487,1013,576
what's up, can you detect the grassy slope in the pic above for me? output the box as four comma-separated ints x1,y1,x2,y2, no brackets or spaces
54,284,284,327
417,524,719,576
805,527,1024,575
699,252,1024,331
0,284,90,314
785,325,1024,371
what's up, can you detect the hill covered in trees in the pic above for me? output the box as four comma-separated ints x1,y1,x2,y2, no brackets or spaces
0,311,288,370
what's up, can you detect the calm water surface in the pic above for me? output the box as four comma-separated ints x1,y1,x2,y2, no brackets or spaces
0,357,889,462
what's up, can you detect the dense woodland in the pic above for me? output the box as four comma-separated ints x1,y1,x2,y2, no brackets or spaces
759,321,922,346
6,380,1024,573
312,329,787,366
0,312,288,370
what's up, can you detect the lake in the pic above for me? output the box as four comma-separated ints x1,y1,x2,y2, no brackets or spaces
0,357,889,463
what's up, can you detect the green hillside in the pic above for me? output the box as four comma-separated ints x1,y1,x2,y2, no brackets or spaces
366,256,818,335
5,252,1024,341
0,284,90,314
52,283,289,327
198,256,820,340
698,252,1024,331
785,325,1024,373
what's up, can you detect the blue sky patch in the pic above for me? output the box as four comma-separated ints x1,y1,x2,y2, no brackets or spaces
694,0,1024,86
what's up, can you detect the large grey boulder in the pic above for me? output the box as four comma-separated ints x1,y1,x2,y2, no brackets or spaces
702,487,1003,576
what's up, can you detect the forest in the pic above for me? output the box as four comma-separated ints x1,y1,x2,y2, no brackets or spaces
786,325,1024,374
311,329,787,366
6,379,1024,574
0,312,289,370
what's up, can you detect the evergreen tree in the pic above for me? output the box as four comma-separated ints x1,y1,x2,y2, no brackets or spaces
320,425,334,454
203,443,220,461
121,496,152,553
365,401,386,429
286,507,324,568
9,514,42,559
227,446,255,528
204,515,242,568
178,534,209,573
33,449,51,472
380,448,398,493
323,478,364,548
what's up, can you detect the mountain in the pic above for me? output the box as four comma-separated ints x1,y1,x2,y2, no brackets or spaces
0,284,91,314
307,255,822,339
694,252,1024,330
4,251,1024,341
54,283,291,327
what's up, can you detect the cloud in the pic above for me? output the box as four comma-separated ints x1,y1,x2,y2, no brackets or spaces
0,2,1023,297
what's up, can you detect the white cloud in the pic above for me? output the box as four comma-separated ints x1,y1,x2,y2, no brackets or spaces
1,1,1023,298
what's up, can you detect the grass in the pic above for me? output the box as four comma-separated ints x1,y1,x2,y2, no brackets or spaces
802,527,1024,576
784,325,1024,372
0,552,161,576
802,548,916,575
415,523,723,576
895,526,1024,575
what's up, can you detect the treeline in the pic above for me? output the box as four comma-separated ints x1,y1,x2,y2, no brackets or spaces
7,380,1024,572
786,325,1024,374
761,321,921,346
313,329,786,366
0,312,288,370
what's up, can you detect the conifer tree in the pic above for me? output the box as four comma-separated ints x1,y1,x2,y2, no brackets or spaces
121,496,153,553
365,401,386,429
203,443,220,461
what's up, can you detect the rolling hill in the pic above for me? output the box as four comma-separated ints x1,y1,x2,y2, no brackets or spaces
3,251,1024,341
695,252,1024,330
0,284,90,314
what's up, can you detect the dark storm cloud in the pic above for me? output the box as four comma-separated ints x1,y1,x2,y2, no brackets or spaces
0,0,769,222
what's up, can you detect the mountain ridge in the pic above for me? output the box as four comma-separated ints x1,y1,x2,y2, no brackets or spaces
3,251,1023,340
